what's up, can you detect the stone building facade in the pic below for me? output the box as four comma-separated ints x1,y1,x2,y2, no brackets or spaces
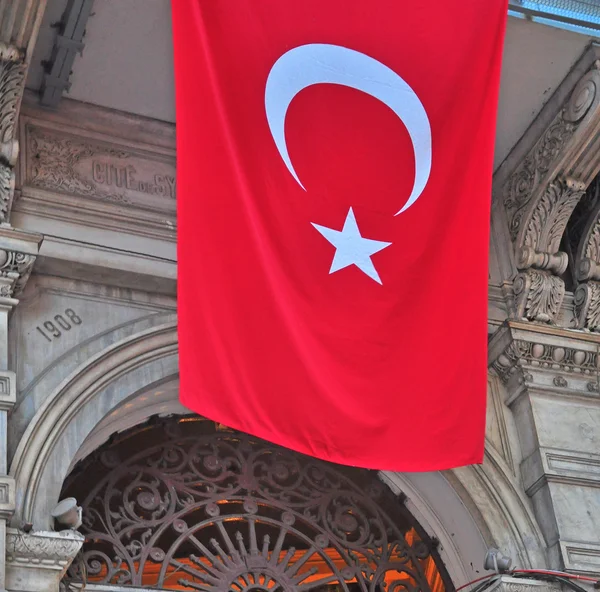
1,2,600,592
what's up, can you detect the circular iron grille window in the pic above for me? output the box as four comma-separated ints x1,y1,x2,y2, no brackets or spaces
62,416,452,592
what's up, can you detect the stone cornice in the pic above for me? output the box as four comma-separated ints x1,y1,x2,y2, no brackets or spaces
5,529,83,567
5,527,83,592
489,321,600,404
487,576,562,591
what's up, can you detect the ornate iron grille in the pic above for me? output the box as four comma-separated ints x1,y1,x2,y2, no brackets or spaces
62,416,451,592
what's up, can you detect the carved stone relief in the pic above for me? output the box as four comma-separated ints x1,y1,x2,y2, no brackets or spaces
0,250,36,299
499,60,600,324
24,124,176,210
487,577,561,592
0,42,26,224
489,321,600,407
16,112,177,241
571,178,600,331
5,528,84,592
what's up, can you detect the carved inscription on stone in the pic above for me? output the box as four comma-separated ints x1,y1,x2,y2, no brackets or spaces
92,161,175,199
24,125,176,210
36,309,82,342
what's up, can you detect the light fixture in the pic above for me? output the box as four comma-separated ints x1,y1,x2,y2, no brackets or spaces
51,497,82,530
484,548,513,573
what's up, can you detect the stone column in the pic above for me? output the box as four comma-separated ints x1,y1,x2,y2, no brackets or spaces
0,3,48,591
0,230,42,592
490,322,600,577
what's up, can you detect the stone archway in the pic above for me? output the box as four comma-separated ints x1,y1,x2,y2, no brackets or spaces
8,319,548,589
61,416,453,592
9,320,178,531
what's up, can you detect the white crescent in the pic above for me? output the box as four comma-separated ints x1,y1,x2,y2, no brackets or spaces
265,43,432,215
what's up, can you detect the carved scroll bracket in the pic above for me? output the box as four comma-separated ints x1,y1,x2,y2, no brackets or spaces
571,178,600,331
0,227,42,303
497,54,600,324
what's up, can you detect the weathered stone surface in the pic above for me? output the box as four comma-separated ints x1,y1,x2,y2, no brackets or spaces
5,528,83,592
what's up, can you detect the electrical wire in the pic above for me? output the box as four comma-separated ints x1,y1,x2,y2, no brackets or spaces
513,568,599,583
455,574,497,591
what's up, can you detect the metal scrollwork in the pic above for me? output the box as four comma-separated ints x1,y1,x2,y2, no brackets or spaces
62,418,449,592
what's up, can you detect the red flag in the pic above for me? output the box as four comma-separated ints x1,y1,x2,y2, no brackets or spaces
172,0,507,471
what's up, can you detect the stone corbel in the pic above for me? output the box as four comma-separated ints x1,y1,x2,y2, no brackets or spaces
0,227,43,305
5,528,84,592
498,56,600,324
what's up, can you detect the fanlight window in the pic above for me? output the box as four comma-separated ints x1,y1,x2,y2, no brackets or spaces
62,416,452,592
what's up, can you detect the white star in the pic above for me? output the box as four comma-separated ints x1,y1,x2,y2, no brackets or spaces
312,208,391,284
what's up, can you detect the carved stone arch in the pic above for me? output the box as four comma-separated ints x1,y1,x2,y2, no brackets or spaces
8,320,178,530
8,321,548,587
494,45,600,324
8,310,177,460
451,449,548,572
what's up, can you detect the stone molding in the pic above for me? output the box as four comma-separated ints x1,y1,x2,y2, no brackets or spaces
10,320,179,530
489,321,600,403
494,45,600,324
489,576,561,591
5,528,83,592
522,446,600,498
0,475,15,519
560,540,600,576
487,576,561,591
0,369,15,412
16,94,176,242
5,529,83,566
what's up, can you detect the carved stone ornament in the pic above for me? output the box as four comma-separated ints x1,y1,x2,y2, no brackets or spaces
5,528,84,592
499,60,600,324
0,42,26,224
514,269,565,324
6,529,84,566
487,575,561,592
489,321,600,404
502,65,599,244
25,125,177,207
0,249,36,298
27,127,133,204
572,178,600,330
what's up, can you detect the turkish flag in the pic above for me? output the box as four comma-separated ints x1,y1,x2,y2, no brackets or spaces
172,0,507,470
